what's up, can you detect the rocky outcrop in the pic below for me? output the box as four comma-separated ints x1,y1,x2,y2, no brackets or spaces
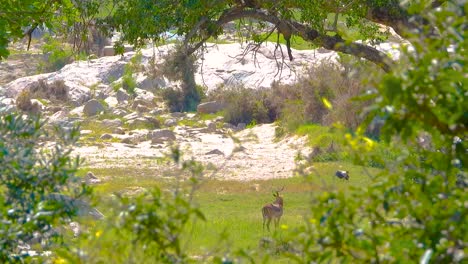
2,42,403,114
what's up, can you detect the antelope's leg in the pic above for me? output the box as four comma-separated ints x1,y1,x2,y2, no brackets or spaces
274,217,280,229
266,218,272,232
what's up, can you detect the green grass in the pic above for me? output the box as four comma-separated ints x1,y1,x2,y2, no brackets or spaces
199,112,223,121
259,33,316,50
177,118,204,128
78,160,377,261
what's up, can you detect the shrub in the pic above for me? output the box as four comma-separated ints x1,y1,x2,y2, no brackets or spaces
38,34,73,73
0,112,90,262
161,85,205,112
120,52,143,97
161,86,184,112
269,59,376,132
29,79,69,102
159,45,201,111
15,89,33,112
208,85,273,125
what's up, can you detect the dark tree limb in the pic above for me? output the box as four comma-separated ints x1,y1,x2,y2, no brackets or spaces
188,8,394,72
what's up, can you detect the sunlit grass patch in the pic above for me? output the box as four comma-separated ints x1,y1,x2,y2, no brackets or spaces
83,161,376,260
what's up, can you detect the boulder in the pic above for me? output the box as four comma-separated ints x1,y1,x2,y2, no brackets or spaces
171,112,185,118
0,97,16,113
102,45,133,56
100,134,113,140
123,112,140,121
83,99,104,116
30,99,45,113
205,149,224,156
112,108,128,117
47,193,104,220
102,119,123,128
223,123,235,130
116,89,130,103
164,118,177,127
136,73,168,91
126,118,148,128
136,105,150,113
132,92,156,109
207,122,217,132
104,96,118,108
149,108,163,115
49,110,69,123
80,130,93,136
120,136,135,144
103,46,114,57
148,129,176,144
236,123,247,130
47,105,62,114
113,127,126,135
197,101,224,114
145,116,161,128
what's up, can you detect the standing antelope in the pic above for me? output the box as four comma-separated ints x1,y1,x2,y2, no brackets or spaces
262,187,284,231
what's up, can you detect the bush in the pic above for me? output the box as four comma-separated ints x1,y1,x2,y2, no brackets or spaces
0,112,90,262
159,45,201,111
269,59,376,132
120,52,143,97
15,90,33,112
161,85,205,112
29,79,69,102
161,86,184,112
208,85,273,125
38,34,73,73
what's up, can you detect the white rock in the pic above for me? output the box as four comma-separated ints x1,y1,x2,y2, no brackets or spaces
148,129,176,143
102,119,123,127
197,101,224,114
49,110,69,122
164,118,177,127
136,72,168,90
104,96,118,108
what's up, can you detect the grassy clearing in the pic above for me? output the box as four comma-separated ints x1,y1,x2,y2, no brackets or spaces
80,160,376,260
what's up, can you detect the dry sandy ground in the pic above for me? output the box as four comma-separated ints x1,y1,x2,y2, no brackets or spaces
73,124,309,181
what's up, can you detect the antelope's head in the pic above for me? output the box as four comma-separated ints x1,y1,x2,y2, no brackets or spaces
273,186,284,206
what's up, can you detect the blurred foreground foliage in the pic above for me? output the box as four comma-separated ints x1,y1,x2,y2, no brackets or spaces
277,2,467,263
0,113,90,262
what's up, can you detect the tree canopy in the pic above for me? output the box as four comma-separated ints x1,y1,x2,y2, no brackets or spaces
0,0,452,72
96,0,449,72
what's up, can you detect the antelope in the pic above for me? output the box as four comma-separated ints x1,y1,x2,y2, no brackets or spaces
262,187,284,231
